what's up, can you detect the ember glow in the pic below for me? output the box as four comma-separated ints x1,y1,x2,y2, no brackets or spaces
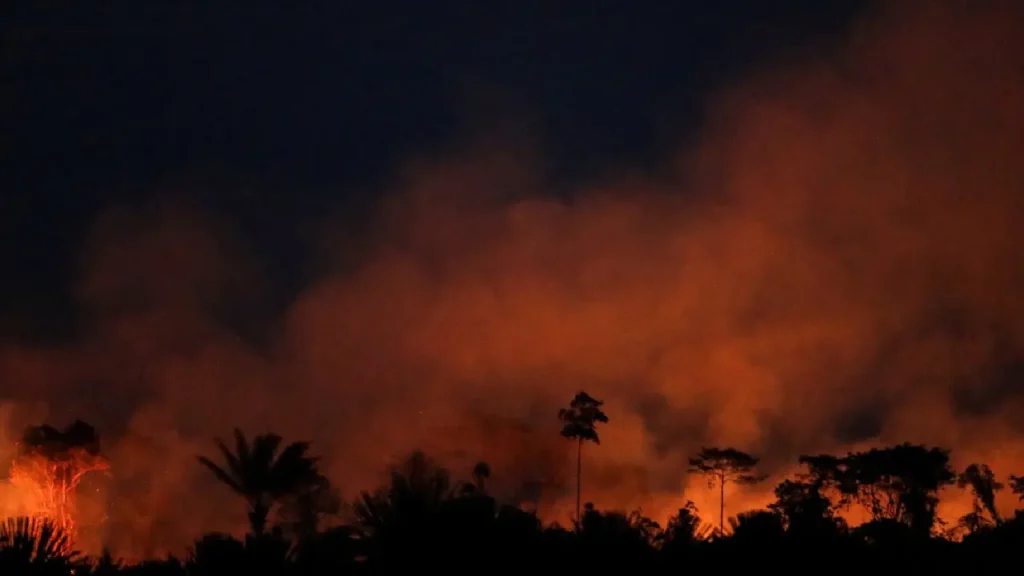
7,450,108,540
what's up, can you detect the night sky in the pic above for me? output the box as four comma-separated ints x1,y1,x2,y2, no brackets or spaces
1,0,870,342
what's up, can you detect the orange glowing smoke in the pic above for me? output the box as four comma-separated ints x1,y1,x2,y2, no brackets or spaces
7,445,108,542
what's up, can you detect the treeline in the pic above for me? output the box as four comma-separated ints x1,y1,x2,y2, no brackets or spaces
5,391,1024,574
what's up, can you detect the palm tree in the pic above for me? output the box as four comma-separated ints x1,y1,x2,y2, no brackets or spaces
197,429,321,536
352,451,453,534
0,516,81,575
352,451,455,565
276,475,342,541
558,391,609,525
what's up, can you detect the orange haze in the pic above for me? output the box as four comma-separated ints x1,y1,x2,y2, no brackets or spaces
2,0,1024,559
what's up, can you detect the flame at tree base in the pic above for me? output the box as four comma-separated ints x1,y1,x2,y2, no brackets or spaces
1,419,110,550
5,451,108,548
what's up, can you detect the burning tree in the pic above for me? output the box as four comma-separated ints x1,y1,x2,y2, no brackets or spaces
688,447,765,536
7,420,108,539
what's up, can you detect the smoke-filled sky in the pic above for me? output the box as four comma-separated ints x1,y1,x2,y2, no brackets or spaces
4,0,1024,559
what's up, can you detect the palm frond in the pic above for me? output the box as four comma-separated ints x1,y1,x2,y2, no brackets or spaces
233,429,252,475
0,516,80,567
251,433,284,475
197,456,246,495
274,441,315,472
214,438,243,478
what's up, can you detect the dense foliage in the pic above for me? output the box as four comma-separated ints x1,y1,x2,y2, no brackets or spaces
5,395,1024,574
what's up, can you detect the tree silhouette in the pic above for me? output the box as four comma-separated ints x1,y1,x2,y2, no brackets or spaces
558,391,609,525
688,447,764,536
727,510,785,542
292,525,362,573
196,429,321,536
186,530,293,576
9,420,108,538
769,479,845,539
660,500,711,555
472,461,491,494
1008,474,1024,500
187,533,247,576
275,474,342,541
352,451,454,563
799,444,955,537
577,503,661,564
956,463,1003,534
0,516,81,575
8,433,1024,571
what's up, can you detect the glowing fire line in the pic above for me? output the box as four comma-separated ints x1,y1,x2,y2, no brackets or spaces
7,450,108,542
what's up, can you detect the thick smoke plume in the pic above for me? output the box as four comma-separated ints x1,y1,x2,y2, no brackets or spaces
2,0,1024,558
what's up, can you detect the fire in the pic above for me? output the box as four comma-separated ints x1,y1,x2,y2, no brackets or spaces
7,450,108,539
4,420,110,548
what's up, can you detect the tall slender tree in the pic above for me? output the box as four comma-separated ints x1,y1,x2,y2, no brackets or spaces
558,391,609,525
197,429,321,536
688,447,764,536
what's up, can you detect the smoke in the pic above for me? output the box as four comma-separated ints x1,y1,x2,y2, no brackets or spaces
3,0,1024,557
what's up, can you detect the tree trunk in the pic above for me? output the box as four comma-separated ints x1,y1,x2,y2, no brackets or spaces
249,502,269,536
719,473,725,537
576,437,583,527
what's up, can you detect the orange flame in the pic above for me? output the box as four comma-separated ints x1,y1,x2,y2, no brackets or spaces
7,450,108,543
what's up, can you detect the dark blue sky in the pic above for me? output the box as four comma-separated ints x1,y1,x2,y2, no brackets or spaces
0,0,870,340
